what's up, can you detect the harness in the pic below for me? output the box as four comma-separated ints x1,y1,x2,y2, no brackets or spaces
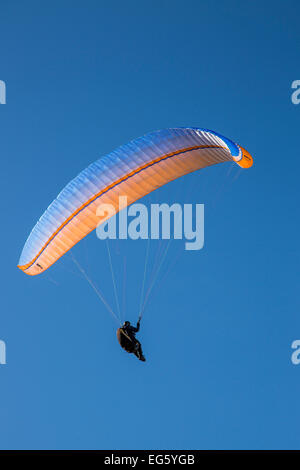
120,328,134,343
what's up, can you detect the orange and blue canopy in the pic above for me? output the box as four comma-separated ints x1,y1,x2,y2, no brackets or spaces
18,127,253,276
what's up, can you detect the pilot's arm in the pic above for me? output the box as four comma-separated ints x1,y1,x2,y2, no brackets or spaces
130,321,140,333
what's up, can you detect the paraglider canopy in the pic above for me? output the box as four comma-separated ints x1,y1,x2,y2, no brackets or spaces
18,127,253,276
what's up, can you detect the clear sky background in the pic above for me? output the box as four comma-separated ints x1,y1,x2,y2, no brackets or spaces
0,0,300,450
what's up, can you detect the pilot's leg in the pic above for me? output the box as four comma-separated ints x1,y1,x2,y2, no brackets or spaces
134,341,146,362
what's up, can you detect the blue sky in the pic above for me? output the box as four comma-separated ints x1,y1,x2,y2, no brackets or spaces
0,0,300,450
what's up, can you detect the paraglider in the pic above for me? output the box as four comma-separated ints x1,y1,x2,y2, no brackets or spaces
117,320,145,362
17,127,253,361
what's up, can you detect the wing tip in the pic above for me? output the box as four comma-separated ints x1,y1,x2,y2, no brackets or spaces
235,146,254,168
